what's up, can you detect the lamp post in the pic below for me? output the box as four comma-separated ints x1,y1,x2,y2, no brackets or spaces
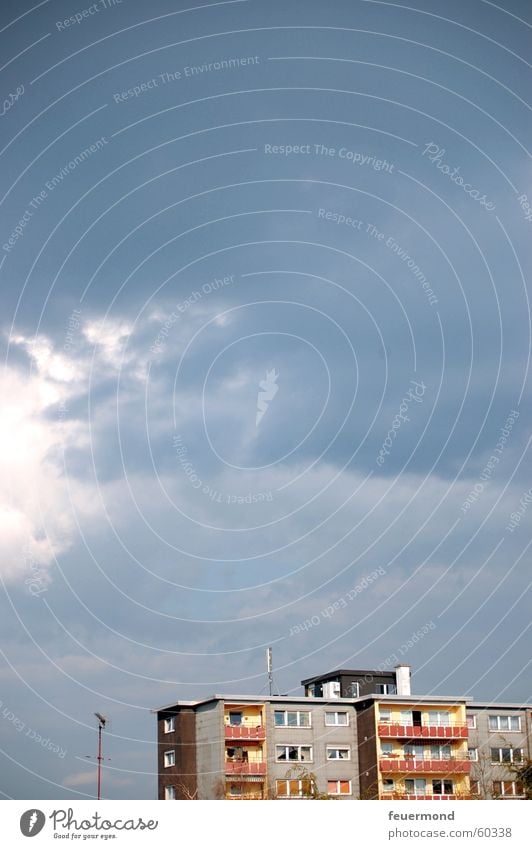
94,713,107,800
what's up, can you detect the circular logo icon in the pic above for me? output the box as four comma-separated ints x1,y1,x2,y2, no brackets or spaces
20,810,46,837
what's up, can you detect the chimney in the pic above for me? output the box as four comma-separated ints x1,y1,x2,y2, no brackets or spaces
395,664,411,696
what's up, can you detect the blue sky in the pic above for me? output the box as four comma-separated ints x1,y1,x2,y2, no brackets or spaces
0,0,531,799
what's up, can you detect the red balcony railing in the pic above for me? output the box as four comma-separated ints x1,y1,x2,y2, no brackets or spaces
378,723,468,740
381,794,466,801
225,725,266,740
225,761,267,776
380,758,471,774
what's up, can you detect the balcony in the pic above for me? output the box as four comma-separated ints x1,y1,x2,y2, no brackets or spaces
381,793,465,801
380,758,471,774
378,722,468,740
225,723,266,741
225,761,267,776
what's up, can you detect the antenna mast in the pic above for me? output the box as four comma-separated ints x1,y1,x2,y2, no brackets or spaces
267,647,273,696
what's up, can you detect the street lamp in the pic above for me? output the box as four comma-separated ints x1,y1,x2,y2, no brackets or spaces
94,713,107,800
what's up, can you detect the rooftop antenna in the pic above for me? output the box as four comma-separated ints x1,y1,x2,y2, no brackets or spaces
267,647,273,696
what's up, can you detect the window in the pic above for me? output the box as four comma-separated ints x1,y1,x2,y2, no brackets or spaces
228,711,242,726
274,710,311,727
491,747,523,764
325,711,349,726
229,784,243,797
427,710,450,726
164,750,175,768
226,747,248,761
493,781,524,798
327,746,350,760
404,744,424,759
381,742,393,757
405,778,426,796
164,785,176,800
276,779,313,798
488,715,521,731
470,780,479,796
467,715,477,729
327,780,351,796
375,683,397,694
399,710,413,724
379,708,392,723
383,778,395,792
468,748,478,761
433,779,453,795
346,681,360,698
276,745,313,762
430,744,452,760
164,717,175,734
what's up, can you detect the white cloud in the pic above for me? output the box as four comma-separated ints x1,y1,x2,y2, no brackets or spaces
0,362,97,584
82,318,133,370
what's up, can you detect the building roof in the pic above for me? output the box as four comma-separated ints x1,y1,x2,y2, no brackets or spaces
152,694,360,712
152,691,472,713
301,668,397,686
467,701,532,710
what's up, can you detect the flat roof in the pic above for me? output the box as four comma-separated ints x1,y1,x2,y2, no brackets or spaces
152,694,360,712
152,692,471,712
467,701,532,710
301,669,397,686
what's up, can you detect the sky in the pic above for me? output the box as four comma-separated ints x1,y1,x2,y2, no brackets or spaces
0,0,531,800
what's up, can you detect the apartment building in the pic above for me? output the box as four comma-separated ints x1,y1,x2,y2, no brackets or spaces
467,702,532,799
155,695,360,800
155,664,530,800
305,666,470,800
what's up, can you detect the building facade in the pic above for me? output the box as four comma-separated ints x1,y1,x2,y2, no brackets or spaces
155,665,531,800
467,703,532,800
156,695,360,800
355,695,470,799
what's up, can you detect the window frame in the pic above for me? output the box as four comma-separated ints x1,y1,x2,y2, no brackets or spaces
163,750,175,768
490,747,523,764
164,716,175,734
429,744,452,760
275,744,313,763
327,779,352,796
324,710,349,726
468,747,478,761
273,709,311,728
404,778,426,796
276,778,314,798
488,714,521,732
493,780,524,798
466,714,477,729
427,710,451,727
375,683,397,695
164,785,176,800
326,746,351,761
432,778,454,795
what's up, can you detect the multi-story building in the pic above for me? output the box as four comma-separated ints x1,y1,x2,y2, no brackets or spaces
304,666,470,800
467,702,532,800
155,694,360,800
154,665,531,800
302,667,399,698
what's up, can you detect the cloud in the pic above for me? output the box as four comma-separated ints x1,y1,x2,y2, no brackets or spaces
82,318,134,370
0,327,108,586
